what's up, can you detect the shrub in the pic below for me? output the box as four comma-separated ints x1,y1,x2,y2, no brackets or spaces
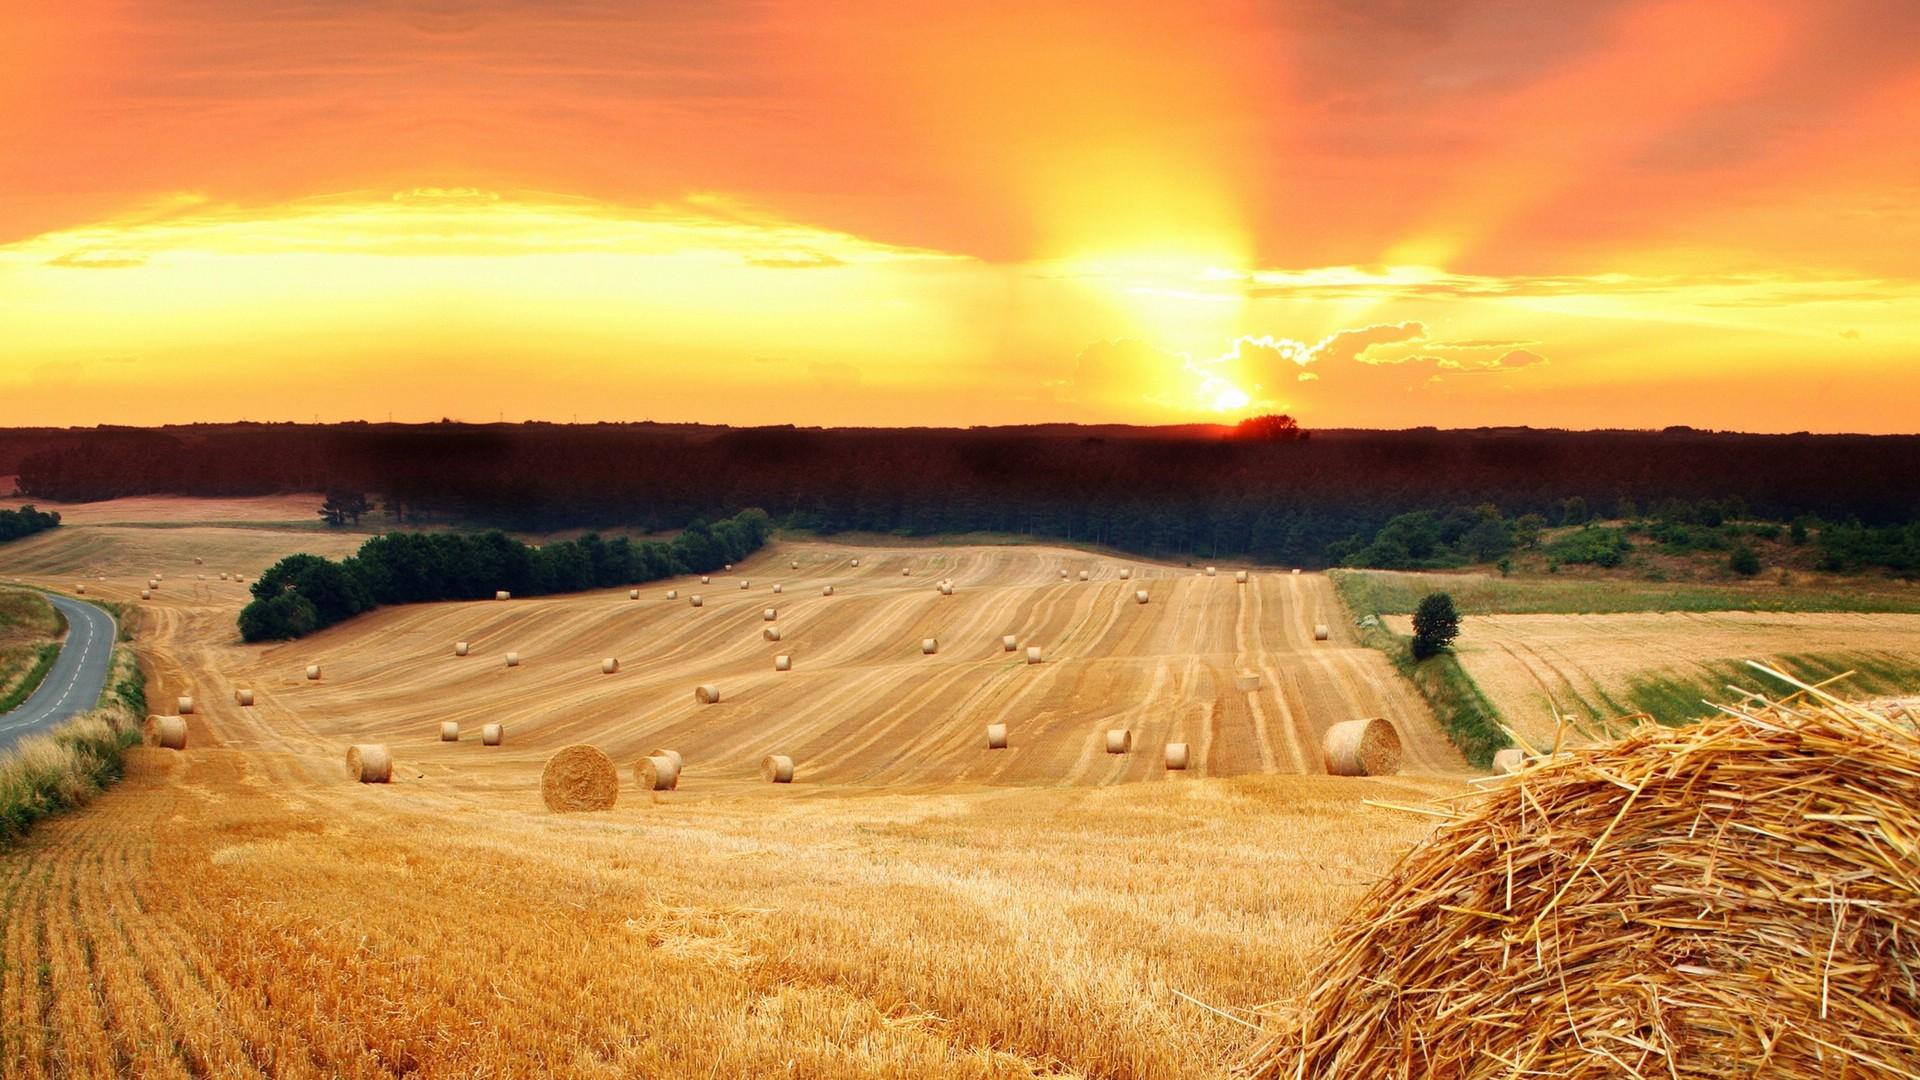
1729,543,1762,577
1411,592,1461,661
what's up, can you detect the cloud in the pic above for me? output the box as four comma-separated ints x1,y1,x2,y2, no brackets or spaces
746,250,846,269
1841,328,1860,340
1434,348,1550,373
1324,321,1429,364
47,251,146,269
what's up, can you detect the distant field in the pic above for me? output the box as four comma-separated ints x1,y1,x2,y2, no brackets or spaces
1339,568,1920,615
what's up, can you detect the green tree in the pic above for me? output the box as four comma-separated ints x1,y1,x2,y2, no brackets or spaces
1729,543,1761,576
1512,514,1546,549
1411,592,1461,660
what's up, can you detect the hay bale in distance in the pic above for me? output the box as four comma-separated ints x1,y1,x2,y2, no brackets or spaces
740,580,750,590
667,589,678,600
505,652,520,667
148,578,159,589
455,641,470,656
1135,590,1149,604
764,627,781,641
763,607,777,621
1002,635,1018,651
1492,747,1527,775
1235,570,1248,583
1059,568,1069,579
791,559,799,569
439,721,459,741
1321,717,1402,776
902,567,912,576
219,572,229,581
1119,568,1131,579
140,590,151,600
822,585,834,596
1313,624,1331,641
305,664,321,680
694,683,720,704
1291,568,1301,575
1025,646,1043,664
850,558,859,567
144,715,188,750
1078,570,1089,581
495,590,511,601
194,557,203,565
481,722,503,746
629,589,639,600
648,747,684,772
177,695,195,715
700,575,710,584
724,563,733,572
1106,729,1133,754
235,689,254,707
1234,673,1261,692
634,755,679,791
1165,742,1189,770
760,754,794,783
774,654,791,672
986,723,1008,749
1205,566,1217,576
772,583,782,594
75,583,85,594
938,582,954,595
690,594,704,607
346,744,391,783
921,638,938,655
601,657,619,674
540,745,618,811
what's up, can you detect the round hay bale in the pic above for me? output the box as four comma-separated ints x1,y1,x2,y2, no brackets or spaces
1235,570,1248,583
921,638,938,655
75,583,85,594
1078,570,1089,581
346,743,391,783
764,627,781,641
822,585,834,596
1059,569,1069,579
1291,567,1301,575
1492,747,1527,775
495,590,511,601
740,580,750,590
761,754,794,783
455,641,470,656
791,559,799,569
148,579,159,589
850,558,859,567
694,684,720,704
177,695,195,715
306,664,321,680
902,567,912,576
140,590,151,600
986,723,1008,749
1119,568,1132,579
774,654,791,671
144,715,188,750
1205,566,1217,576
1164,742,1189,770
194,557,203,565
235,689,254,707
481,722,503,746
763,608,777,621
690,594,704,607
772,583,782,594
1246,698,1920,1079
1025,646,1043,664
634,755,679,791
649,747,683,772
701,575,710,584
439,721,459,741
1135,589,1150,604
724,563,733,572
629,589,639,600
1321,717,1402,776
667,589,678,600
505,652,520,667
540,744,618,812
1313,624,1331,641
219,572,229,580
938,583,953,595
1106,728,1133,754
1002,635,1018,651
601,657,619,674
1234,673,1261,692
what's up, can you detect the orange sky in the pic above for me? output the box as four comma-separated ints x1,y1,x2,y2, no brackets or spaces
2,0,1916,431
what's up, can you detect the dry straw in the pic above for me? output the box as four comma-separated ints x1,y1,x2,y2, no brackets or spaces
1491,746,1526,775
634,755,679,791
144,715,188,750
439,721,459,741
1244,668,1920,1080
986,723,1008,749
850,558,859,567
177,695,195,715
1060,569,1069,579
1106,728,1132,754
1321,717,1402,776
540,744,618,811
481,722,503,746
694,684,721,704
724,563,732,571
1164,742,1188,770
701,575,710,584
305,664,321,681
75,583,85,594
346,744,392,783
791,559,799,569
761,754,795,783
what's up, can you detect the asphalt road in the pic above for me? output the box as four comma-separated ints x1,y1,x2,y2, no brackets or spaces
0,591,117,753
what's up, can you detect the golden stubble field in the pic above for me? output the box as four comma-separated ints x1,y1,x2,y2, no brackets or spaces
0,503,1470,1078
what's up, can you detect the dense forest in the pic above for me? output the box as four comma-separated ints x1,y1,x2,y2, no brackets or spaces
9,421,1920,569
241,509,771,641
0,505,60,545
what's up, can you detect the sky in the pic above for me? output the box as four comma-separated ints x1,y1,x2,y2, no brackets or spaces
2,0,1917,432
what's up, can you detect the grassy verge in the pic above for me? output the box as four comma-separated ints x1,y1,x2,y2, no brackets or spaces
1347,570,1920,615
1331,570,1508,768
0,635,145,850
1624,652,1920,726
0,642,60,714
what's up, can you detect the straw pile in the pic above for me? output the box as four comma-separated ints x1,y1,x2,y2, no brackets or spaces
1164,742,1188,770
775,654,791,671
764,627,782,641
540,744,618,812
1026,646,1043,664
306,664,321,680
455,641,470,656
1321,717,1402,776
144,715,188,750
481,722,503,746
1136,590,1150,604
148,578,159,589
922,638,938,655
439,721,459,741
986,723,1008,749
495,590,510,601
634,755,680,791
601,657,619,674
346,744,391,783
1491,746,1526,775
1313,624,1331,641
177,695,194,715
695,684,720,704
1106,728,1132,754
1003,635,1018,651
761,754,794,783
1244,676,1920,1080
235,689,254,707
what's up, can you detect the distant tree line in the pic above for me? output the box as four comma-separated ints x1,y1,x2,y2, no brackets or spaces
0,505,59,545
239,508,771,641
10,422,1920,570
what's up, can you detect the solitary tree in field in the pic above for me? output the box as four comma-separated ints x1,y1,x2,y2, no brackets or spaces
319,488,370,526
1411,592,1460,660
